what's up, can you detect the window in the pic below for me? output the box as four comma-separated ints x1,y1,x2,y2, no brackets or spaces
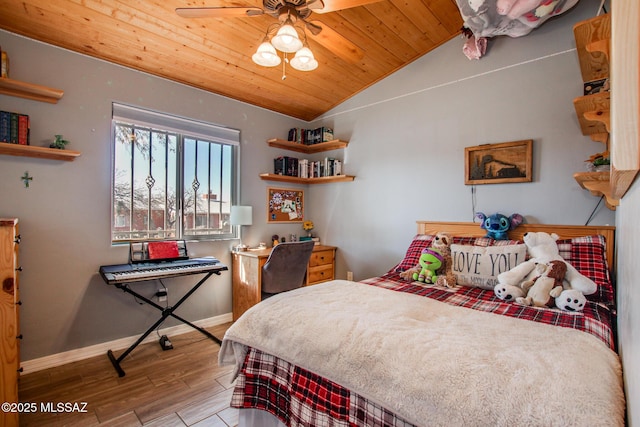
111,103,239,243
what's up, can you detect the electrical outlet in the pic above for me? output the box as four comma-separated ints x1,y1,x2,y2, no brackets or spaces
347,271,353,281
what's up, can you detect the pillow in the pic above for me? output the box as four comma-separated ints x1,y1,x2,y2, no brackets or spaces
394,234,494,273
556,235,613,305
394,234,435,272
450,243,527,290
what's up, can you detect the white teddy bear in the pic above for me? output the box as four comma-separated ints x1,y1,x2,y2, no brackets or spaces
497,231,597,297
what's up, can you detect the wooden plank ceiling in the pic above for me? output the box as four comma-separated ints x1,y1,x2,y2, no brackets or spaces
0,0,463,120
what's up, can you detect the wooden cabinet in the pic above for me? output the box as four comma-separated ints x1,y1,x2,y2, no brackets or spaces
0,218,20,427
571,13,618,209
232,245,336,320
260,138,355,184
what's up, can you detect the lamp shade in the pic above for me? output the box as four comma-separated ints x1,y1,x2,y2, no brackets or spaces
252,41,281,67
290,47,318,71
271,23,303,53
230,205,253,226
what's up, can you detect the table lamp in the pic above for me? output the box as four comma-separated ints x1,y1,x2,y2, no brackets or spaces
230,205,253,251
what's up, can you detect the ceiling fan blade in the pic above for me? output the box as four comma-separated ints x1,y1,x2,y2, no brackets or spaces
305,0,325,11
304,20,323,35
307,21,365,64
311,0,383,14
175,7,264,18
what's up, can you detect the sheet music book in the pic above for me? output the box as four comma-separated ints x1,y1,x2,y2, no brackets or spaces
129,240,189,263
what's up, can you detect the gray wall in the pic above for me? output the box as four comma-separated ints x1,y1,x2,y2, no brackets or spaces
0,31,304,361
307,0,614,281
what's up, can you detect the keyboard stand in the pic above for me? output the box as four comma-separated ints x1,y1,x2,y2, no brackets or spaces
106,270,223,377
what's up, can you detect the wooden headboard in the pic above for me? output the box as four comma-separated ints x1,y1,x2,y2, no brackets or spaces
416,221,616,273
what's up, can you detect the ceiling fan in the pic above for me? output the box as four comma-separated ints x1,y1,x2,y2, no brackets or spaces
176,0,375,71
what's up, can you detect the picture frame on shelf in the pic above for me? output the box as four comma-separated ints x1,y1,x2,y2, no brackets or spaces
267,187,304,223
465,139,533,185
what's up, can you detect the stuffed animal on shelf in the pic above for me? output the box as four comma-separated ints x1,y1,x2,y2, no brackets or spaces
413,248,444,283
554,289,587,312
432,232,457,288
475,212,524,240
515,260,566,308
497,231,597,297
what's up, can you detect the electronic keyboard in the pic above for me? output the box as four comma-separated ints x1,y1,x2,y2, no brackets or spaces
99,257,227,285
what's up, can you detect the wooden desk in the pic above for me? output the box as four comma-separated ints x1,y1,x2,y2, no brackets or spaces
232,245,336,320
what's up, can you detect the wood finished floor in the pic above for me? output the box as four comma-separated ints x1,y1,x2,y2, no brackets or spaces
18,322,237,427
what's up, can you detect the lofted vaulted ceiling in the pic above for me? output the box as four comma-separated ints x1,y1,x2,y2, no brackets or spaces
0,0,463,121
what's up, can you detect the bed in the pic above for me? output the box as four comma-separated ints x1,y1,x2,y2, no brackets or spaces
219,221,625,426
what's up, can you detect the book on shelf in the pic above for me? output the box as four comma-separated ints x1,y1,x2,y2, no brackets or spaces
0,48,8,78
1,111,30,145
274,156,299,177
287,127,334,145
0,111,10,143
17,114,29,145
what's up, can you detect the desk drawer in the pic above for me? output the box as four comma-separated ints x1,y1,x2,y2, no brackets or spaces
309,250,334,267
308,264,334,284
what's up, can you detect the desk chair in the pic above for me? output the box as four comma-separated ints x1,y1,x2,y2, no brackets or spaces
261,241,315,299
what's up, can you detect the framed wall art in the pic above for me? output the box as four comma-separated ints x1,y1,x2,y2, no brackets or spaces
465,139,533,185
267,187,304,223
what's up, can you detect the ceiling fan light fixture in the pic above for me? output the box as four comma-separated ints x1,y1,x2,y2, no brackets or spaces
290,47,318,71
271,23,303,53
252,41,281,67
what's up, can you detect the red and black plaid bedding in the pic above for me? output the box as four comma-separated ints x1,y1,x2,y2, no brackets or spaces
232,347,416,427
231,234,616,426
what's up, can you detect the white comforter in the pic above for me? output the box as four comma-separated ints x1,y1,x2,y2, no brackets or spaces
219,280,625,426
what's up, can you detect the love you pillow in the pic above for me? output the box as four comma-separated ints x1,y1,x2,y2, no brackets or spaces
450,244,527,290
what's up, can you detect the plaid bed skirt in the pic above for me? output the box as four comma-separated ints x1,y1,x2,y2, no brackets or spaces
231,274,616,426
232,347,415,427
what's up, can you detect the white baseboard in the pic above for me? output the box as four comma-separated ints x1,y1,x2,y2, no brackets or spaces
20,312,233,374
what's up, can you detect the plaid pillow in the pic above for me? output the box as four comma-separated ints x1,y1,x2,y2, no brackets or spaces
556,235,613,305
393,234,435,272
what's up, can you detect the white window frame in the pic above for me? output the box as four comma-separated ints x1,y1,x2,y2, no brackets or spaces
110,103,240,243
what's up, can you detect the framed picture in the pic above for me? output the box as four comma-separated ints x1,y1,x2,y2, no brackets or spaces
465,140,533,185
267,187,304,223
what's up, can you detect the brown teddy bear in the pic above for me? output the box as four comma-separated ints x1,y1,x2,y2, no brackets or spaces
433,232,456,288
516,260,567,308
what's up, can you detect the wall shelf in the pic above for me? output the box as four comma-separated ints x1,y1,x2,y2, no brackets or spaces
267,138,349,154
573,14,610,82
259,173,354,184
0,78,64,104
573,91,610,136
0,142,80,161
573,171,618,210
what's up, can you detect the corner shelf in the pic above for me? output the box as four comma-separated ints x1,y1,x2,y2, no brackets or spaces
262,137,355,184
572,13,618,210
259,173,355,184
573,171,618,210
0,142,80,161
267,138,349,154
573,91,610,136
0,78,64,104
573,14,610,82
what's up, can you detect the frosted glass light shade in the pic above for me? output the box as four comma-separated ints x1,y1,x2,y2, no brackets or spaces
252,42,281,67
230,206,253,225
271,24,303,53
290,47,318,71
